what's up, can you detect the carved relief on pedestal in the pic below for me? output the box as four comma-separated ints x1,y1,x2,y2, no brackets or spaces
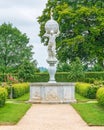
45,88,59,101
63,87,71,100
32,90,41,101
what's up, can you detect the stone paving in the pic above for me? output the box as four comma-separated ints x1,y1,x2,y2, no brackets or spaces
0,104,104,130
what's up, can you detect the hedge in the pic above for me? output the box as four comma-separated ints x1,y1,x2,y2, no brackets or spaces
0,87,8,107
96,87,104,106
85,72,104,80
0,72,104,82
12,83,29,98
32,72,104,82
75,82,99,99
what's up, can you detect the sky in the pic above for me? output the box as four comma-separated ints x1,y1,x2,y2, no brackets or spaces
0,0,48,68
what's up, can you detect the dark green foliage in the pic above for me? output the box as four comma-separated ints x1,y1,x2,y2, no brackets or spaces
85,72,104,81
0,72,104,82
0,87,7,107
18,60,39,82
55,72,71,82
96,87,104,106
57,62,71,72
38,0,104,68
0,23,38,80
12,83,29,98
32,73,49,82
87,85,99,99
68,58,85,81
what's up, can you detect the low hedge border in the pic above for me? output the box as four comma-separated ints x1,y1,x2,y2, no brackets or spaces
12,83,29,98
96,87,104,106
75,82,99,99
0,87,8,107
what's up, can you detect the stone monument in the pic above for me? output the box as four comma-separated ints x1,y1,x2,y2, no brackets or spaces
29,10,76,104
44,10,60,83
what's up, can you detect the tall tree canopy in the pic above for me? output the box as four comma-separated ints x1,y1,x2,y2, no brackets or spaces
38,0,104,67
0,23,37,74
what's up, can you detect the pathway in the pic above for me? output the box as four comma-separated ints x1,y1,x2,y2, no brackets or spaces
0,104,104,130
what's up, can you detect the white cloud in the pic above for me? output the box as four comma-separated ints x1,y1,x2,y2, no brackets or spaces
0,0,48,67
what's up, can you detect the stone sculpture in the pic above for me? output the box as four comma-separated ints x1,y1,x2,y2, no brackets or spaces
44,9,60,83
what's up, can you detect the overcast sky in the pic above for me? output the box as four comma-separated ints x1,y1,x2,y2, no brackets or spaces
0,0,48,68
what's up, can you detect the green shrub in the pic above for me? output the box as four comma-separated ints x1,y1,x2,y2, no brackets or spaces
68,58,85,82
85,72,104,80
76,82,99,99
32,73,49,82
0,87,8,107
76,83,90,97
12,83,29,98
87,84,99,99
84,78,95,83
55,72,71,82
96,87,104,106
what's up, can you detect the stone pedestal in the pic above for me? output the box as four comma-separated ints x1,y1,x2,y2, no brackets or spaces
29,83,76,104
47,60,57,83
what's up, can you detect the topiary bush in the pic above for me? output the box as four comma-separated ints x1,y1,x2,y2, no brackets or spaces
0,87,8,107
76,82,90,97
76,82,99,99
12,83,29,98
87,84,99,99
96,87,104,106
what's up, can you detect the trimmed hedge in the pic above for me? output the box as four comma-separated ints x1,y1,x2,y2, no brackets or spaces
33,72,104,82
0,87,8,107
75,82,99,99
0,72,104,82
32,72,72,82
85,72,104,80
12,83,29,98
96,87,104,106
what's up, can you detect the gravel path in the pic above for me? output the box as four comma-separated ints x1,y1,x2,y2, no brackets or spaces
0,104,104,130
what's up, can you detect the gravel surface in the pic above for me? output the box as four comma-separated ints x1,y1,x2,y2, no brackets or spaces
0,104,104,130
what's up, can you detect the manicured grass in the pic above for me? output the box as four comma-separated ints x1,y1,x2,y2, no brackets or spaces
75,93,97,103
0,103,31,125
15,93,30,101
75,93,89,101
72,103,104,126
6,93,30,103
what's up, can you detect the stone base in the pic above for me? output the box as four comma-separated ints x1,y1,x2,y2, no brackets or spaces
29,82,76,104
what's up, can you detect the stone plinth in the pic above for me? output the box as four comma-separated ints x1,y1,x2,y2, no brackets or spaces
29,83,76,104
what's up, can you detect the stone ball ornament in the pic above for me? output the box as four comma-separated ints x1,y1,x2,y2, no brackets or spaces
45,18,59,34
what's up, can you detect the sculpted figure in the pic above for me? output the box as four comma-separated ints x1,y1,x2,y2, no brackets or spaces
44,30,59,61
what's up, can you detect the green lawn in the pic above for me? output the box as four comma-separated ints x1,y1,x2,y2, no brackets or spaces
0,103,31,125
0,93,31,125
14,93,30,101
72,93,104,126
75,93,90,102
72,103,104,126
75,93,97,103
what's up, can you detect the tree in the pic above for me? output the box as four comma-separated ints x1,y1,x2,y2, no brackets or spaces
68,57,85,81
57,62,70,72
38,0,104,67
18,60,39,82
0,23,35,75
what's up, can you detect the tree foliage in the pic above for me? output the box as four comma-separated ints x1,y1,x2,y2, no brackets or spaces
38,0,104,67
0,23,37,76
68,57,85,81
